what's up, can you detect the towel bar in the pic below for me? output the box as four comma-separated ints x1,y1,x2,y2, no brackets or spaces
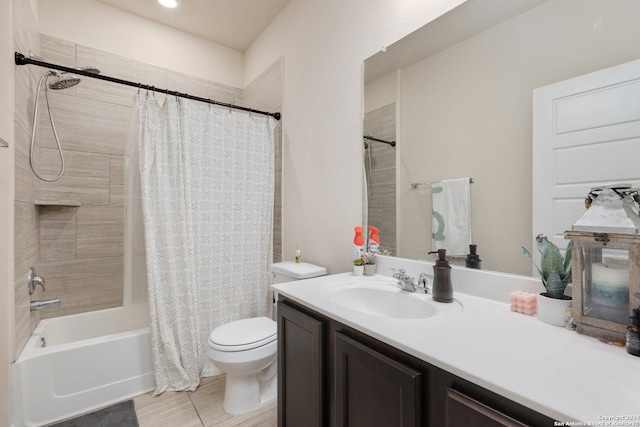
411,177,475,189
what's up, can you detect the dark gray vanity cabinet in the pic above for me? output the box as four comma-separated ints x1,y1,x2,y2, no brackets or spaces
334,332,423,427
277,301,325,427
277,298,555,427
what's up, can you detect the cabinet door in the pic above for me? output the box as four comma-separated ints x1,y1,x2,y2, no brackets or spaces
277,302,324,427
335,332,423,427
445,388,529,427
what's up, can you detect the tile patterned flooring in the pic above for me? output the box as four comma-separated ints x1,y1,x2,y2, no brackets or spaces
132,374,277,427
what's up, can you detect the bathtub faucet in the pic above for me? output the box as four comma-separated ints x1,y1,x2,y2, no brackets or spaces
27,267,46,294
30,298,61,311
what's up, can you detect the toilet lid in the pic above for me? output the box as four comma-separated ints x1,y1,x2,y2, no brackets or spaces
209,317,276,351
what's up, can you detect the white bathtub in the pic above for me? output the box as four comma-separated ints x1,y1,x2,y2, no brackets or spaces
12,306,155,427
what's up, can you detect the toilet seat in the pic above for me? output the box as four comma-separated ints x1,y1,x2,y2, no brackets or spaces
209,317,276,352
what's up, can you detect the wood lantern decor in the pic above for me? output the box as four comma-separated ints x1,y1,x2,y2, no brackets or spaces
564,186,640,342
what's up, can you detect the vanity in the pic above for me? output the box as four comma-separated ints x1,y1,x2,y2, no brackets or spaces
272,257,640,427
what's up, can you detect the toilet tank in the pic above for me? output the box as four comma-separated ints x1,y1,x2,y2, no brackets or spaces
270,261,327,284
269,261,326,319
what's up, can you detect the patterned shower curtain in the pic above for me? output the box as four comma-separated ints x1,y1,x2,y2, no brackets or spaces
133,93,275,394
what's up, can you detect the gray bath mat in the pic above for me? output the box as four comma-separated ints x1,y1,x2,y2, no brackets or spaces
47,399,139,427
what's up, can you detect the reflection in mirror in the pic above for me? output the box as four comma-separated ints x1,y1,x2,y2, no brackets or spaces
363,0,640,276
364,106,397,256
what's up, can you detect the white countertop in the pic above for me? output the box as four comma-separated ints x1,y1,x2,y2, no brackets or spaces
272,265,640,424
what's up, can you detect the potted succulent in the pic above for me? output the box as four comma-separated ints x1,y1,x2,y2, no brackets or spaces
522,234,573,326
362,249,391,276
363,252,377,276
353,257,365,276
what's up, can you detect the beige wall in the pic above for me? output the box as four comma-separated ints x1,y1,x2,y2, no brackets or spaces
38,0,244,88
245,0,466,272
397,0,640,274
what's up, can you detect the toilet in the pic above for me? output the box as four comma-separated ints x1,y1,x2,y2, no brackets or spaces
208,261,327,414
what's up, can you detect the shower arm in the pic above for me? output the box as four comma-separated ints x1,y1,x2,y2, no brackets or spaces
363,135,396,147
15,52,281,121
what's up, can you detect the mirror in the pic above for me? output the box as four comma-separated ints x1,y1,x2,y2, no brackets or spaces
363,0,640,275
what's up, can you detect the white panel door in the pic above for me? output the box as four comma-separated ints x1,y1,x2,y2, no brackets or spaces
533,59,640,259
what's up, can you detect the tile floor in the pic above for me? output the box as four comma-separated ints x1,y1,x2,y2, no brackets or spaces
132,374,277,427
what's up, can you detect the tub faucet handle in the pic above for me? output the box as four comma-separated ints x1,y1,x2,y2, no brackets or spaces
28,267,46,294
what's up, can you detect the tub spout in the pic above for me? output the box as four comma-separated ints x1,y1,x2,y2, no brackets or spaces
30,298,61,311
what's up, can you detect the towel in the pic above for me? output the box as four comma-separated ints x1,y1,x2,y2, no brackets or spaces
431,178,471,256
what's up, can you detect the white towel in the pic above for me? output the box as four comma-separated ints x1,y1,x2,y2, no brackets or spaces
431,178,471,256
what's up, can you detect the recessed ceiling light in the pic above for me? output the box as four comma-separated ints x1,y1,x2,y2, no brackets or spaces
158,0,179,8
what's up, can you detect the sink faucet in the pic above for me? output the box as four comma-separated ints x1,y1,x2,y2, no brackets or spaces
392,269,432,293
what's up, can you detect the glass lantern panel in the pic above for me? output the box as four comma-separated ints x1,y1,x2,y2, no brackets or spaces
583,247,630,324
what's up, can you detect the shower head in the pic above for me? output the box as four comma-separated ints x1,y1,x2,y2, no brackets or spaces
78,66,101,74
46,65,101,90
47,71,80,90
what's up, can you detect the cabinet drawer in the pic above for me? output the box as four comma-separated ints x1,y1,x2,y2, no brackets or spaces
445,387,530,427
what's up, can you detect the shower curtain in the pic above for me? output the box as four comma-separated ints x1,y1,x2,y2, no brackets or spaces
131,93,275,394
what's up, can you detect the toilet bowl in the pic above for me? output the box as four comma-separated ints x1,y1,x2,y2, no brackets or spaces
209,261,327,414
208,317,277,414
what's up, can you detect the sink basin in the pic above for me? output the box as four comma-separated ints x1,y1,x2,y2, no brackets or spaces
327,280,462,319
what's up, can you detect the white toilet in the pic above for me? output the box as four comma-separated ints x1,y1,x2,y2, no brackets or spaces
208,261,327,414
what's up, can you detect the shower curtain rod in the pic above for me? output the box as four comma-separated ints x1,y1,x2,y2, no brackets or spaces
364,135,396,147
14,52,281,121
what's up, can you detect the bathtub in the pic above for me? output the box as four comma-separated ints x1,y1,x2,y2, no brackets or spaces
12,306,155,427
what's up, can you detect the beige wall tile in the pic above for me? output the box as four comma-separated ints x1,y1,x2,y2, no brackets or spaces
39,206,77,262
13,55,34,138
39,257,124,318
34,90,131,155
14,125,33,204
110,155,124,205
166,70,238,105
76,43,168,108
245,58,283,262
40,36,75,69
36,148,110,205
77,206,124,259
14,201,38,283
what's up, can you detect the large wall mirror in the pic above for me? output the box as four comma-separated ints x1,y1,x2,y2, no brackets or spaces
363,0,640,276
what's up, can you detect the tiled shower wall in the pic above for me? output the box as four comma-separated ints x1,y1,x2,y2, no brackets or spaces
245,58,283,264
363,103,396,255
13,29,283,357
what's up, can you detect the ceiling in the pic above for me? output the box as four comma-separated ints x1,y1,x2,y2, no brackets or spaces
364,0,546,83
96,0,290,52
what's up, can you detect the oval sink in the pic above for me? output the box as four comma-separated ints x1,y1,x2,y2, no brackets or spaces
331,286,438,319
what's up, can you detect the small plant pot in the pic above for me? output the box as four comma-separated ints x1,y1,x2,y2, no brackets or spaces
353,265,364,276
537,293,572,327
364,264,376,276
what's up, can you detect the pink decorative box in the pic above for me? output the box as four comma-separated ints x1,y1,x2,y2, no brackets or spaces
509,291,537,315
